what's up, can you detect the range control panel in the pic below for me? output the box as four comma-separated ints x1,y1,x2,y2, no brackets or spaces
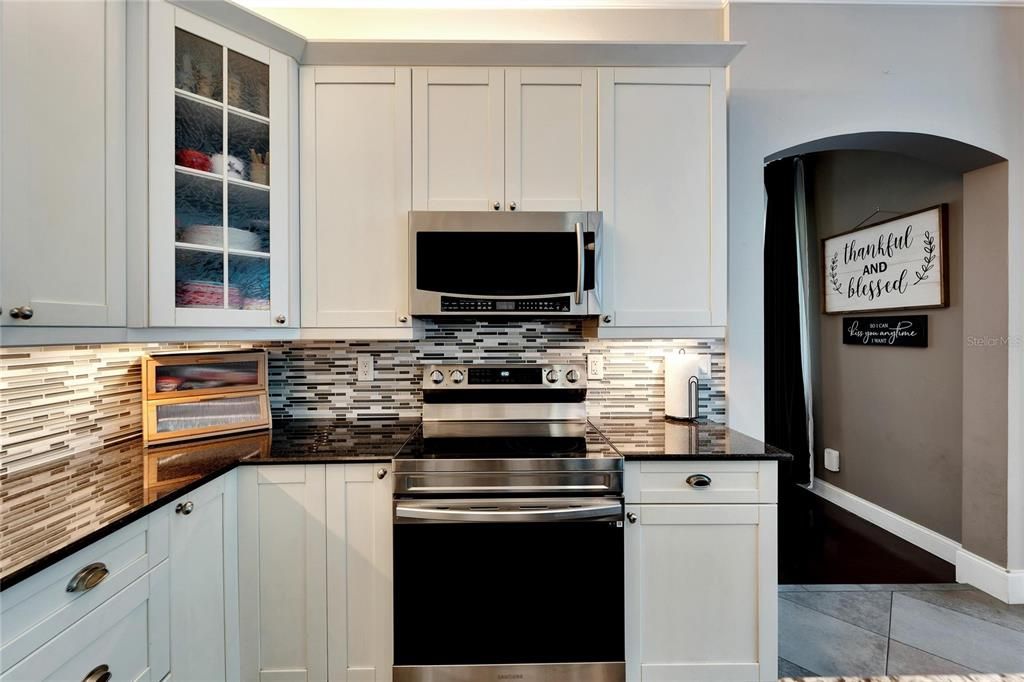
439,296,572,313
422,364,586,388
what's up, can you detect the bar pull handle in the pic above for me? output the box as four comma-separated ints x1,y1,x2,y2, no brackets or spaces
574,222,584,305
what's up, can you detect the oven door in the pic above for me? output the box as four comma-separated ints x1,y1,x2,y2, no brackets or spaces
393,497,624,682
409,211,601,316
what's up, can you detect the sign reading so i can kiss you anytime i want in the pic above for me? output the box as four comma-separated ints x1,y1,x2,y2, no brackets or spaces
822,205,949,314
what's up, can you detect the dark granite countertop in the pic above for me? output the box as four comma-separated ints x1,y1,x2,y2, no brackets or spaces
0,418,420,591
588,415,793,461
1,415,787,591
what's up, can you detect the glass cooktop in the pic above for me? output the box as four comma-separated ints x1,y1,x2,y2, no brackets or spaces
395,422,620,461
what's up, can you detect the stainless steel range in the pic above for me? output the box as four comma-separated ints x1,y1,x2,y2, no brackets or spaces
392,364,624,682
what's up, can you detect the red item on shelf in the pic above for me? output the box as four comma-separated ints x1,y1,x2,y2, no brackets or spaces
176,148,212,172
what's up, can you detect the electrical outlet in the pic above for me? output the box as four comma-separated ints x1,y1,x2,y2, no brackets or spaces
587,354,604,380
357,355,374,382
824,448,840,472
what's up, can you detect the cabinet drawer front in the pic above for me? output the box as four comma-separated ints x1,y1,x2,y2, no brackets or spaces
1,566,169,682
625,461,776,504
1,512,169,671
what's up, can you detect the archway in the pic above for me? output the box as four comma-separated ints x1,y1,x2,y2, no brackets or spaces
763,132,1014,676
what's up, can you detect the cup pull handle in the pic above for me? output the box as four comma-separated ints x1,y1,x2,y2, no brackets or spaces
686,474,712,489
66,562,109,593
83,664,112,682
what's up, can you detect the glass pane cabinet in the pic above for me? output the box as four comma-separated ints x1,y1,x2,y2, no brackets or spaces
150,6,294,327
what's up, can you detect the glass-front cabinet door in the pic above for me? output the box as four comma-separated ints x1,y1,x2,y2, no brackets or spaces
150,5,295,327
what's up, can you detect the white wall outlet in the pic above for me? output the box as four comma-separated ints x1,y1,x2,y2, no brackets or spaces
357,355,374,382
824,448,840,472
587,354,604,380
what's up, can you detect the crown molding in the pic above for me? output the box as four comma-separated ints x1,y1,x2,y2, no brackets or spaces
303,39,745,65
234,0,1024,9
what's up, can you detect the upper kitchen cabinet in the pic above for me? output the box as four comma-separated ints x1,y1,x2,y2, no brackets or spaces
505,68,597,212
300,66,414,334
412,67,504,211
0,0,126,328
412,67,597,212
597,68,727,333
148,3,298,328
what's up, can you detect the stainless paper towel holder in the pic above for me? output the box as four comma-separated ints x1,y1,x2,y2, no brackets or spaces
665,349,702,422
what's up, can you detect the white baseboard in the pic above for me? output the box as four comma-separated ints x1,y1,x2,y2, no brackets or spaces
955,549,1024,605
808,478,961,563
808,478,1022,604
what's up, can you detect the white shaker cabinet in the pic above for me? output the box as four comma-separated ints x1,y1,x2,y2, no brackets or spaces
505,68,597,212
148,2,298,328
326,463,394,682
624,461,778,682
238,465,328,681
238,463,392,681
168,472,240,681
0,0,126,328
300,67,414,333
411,67,598,213
412,67,504,211
597,68,727,332
0,565,170,682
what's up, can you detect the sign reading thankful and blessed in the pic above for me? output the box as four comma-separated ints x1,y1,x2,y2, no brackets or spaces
842,315,929,347
822,205,948,314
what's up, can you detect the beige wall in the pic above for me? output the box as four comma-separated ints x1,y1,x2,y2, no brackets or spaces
251,7,723,42
808,150,965,541
962,162,1010,565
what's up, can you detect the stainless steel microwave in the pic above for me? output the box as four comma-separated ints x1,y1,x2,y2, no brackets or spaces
409,211,602,317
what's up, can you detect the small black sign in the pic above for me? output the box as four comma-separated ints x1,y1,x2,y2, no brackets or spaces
842,315,928,347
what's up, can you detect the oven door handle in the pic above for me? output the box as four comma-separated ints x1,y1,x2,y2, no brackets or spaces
574,221,585,305
395,501,622,524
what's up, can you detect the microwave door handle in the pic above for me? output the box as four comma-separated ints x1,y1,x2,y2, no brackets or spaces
574,221,584,305
395,501,622,523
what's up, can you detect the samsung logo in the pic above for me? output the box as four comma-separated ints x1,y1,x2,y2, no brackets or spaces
496,675,524,680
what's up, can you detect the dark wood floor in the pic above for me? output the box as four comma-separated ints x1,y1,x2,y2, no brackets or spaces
778,473,955,584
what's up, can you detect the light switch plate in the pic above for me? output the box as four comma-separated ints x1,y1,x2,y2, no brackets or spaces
587,354,604,380
824,448,840,472
357,355,374,382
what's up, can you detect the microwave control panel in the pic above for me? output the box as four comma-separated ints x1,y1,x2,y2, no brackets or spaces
439,296,571,313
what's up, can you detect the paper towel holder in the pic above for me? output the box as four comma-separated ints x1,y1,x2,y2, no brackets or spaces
665,349,703,422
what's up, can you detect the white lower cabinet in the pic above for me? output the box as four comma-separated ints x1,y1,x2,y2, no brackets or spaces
326,464,393,682
0,564,170,682
238,464,328,681
239,463,393,681
624,462,778,682
168,472,240,681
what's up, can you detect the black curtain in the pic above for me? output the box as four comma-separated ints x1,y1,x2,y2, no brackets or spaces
764,159,811,485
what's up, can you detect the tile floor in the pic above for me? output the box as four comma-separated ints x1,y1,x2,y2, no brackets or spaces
778,584,1024,678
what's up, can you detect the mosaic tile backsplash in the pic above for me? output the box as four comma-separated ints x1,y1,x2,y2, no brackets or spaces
0,320,725,471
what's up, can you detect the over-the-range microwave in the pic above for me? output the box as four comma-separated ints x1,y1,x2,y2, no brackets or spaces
409,211,602,317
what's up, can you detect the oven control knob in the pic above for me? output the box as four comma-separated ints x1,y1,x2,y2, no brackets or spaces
545,369,559,384
429,370,445,385
566,369,580,384
450,369,465,384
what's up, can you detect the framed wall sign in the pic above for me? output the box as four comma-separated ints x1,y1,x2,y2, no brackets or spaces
822,205,948,314
842,315,928,347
